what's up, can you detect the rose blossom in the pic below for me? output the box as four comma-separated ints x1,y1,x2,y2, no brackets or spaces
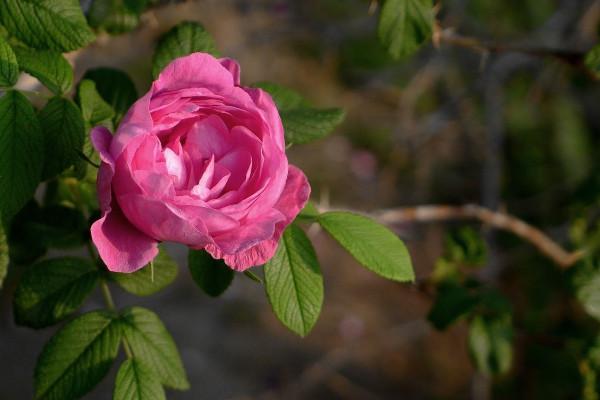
90,53,310,272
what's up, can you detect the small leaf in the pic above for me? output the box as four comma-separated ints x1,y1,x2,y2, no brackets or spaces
0,90,44,221
0,219,8,289
13,47,73,94
14,257,99,328
0,0,95,52
577,271,600,321
120,307,189,390
34,310,121,400
82,67,138,125
264,224,323,337
76,79,115,127
88,0,148,34
444,227,487,267
188,249,234,297
255,82,345,145
0,36,19,87
38,97,85,180
296,201,320,222
112,246,178,296
152,21,219,78
378,0,434,59
585,43,600,78
318,211,414,282
427,283,480,330
113,358,166,400
468,315,513,376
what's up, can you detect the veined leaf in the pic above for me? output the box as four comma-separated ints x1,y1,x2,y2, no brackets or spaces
264,224,323,337
14,257,99,328
13,47,73,95
77,79,115,127
152,21,219,78
0,91,44,221
34,310,121,400
318,211,414,282
120,307,189,390
0,35,19,87
113,358,166,400
112,246,178,296
82,67,137,125
0,0,95,52
378,0,434,59
188,249,234,297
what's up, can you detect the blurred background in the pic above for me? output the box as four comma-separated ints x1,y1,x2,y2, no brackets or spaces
2,0,600,398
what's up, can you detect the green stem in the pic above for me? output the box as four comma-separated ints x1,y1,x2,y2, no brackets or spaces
100,280,115,311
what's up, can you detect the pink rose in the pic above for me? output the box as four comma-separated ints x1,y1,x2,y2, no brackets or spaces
90,53,310,272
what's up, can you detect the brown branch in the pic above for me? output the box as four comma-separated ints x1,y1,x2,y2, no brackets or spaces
373,204,584,269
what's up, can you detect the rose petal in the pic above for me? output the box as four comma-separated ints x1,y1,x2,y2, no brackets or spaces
219,58,241,86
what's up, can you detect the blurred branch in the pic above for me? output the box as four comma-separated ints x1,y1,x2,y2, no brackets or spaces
321,204,585,269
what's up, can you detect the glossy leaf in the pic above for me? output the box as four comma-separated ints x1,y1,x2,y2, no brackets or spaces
112,246,178,296
0,35,19,87
34,310,121,399
113,358,166,400
82,68,138,125
188,249,234,297
318,211,414,282
0,91,44,221
0,0,95,52
120,307,190,390
14,257,99,328
152,21,219,78
264,224,323,337
77,79,115,127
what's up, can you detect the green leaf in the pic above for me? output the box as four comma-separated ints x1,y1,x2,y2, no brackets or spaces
88,0,147,34
22,205,87,249
577,271,600,321
152,21,219,78
0,0,95,52
318,211,414,282
13,257,99,328
468,315,513,376
0,219,8,289
378,0,434,59
254,82,345,145
76,79,115,127
120,307,189,390
0,35,19,87
82,67,138,125
444,227,487,267
38,97,85,179
34,310,121,400
188,249,234,297
585,44,600,78
0,90,44,221
264,224,323,337
427,283,480,330
113,358,166,400
296,201,320,222
112,246,178,296
13,47,73,95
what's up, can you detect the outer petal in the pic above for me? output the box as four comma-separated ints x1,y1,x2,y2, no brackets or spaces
206,165,310,271
219,58,241,86
90,126,159,272
243,87,285,151
110,90,154,160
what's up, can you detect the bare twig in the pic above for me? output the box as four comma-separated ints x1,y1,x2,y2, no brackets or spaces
320,204,585,269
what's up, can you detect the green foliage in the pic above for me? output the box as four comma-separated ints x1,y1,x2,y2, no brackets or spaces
0,220,8,289
0,35,18,87
444,227,487,267
0,91,44,221
114,358,166,400
112,246,178,296
34,310,121,400
77,79,115,127
152,21,219,78
264,224,323,337
378,0,433,59
318,211,414,282
296,201,320,222
427,282,480,330
13,47,73,95
120,307,190,390
585,44,600,78
254,82,345,144
0,0,95,52
468,314,514,376
88,0,151,34
575,263,600,322
82,67,138,125
188,249,234,297
18,205,87,249
38,97,85,180
13,257,99,328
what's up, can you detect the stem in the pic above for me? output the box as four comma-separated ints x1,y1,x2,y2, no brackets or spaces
100,280,115,311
